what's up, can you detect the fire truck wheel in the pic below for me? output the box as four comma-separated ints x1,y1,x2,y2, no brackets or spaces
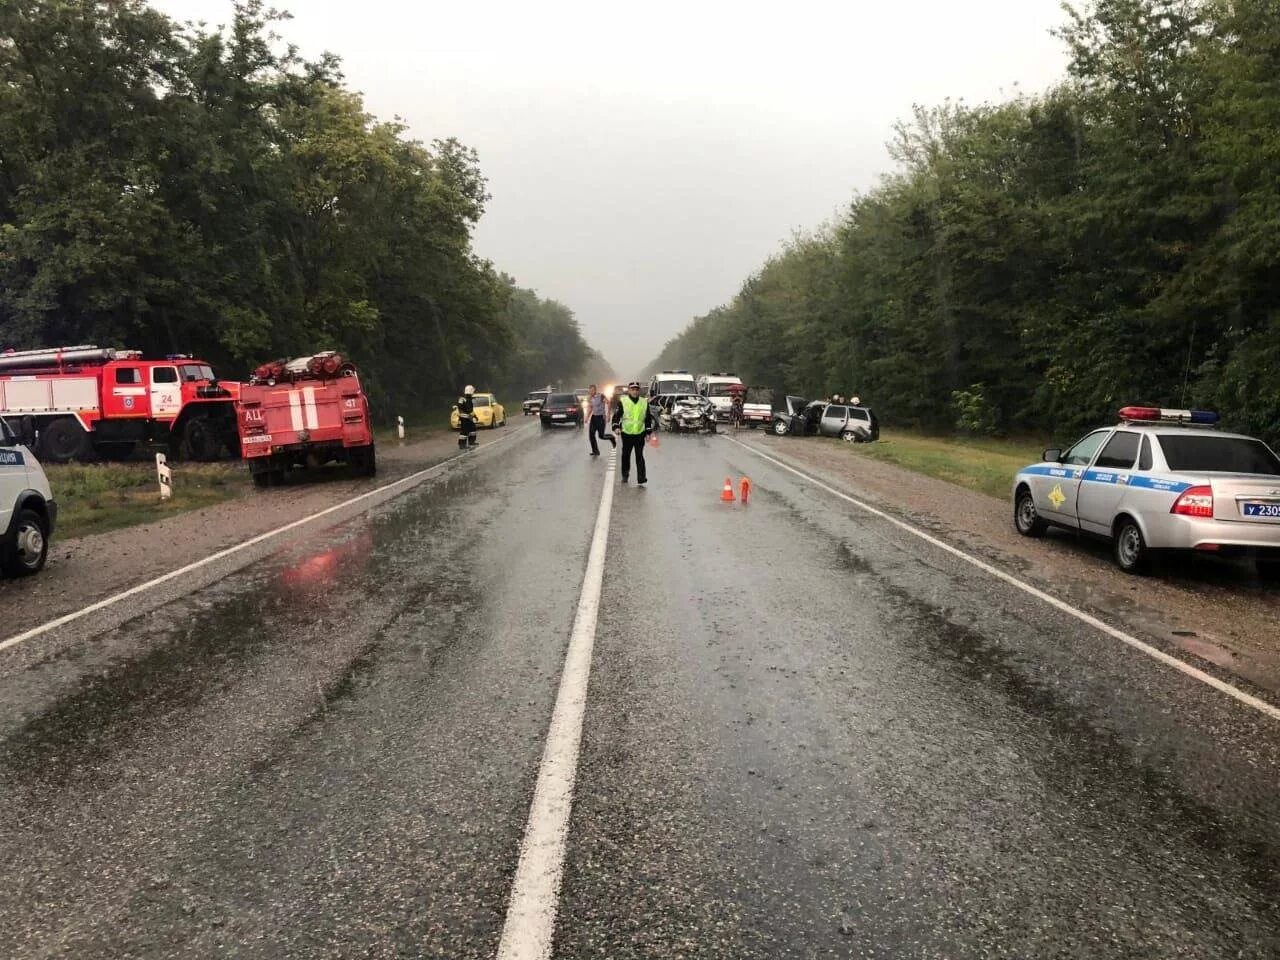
351,444,377,477
252,466,286,487
181,418,220,461
2,509,49,577
38,418,91,463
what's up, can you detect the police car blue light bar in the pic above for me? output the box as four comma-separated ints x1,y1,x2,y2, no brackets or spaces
1118,405,1219,425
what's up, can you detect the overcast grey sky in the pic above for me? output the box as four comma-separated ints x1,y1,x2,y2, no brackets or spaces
153,0,1071,372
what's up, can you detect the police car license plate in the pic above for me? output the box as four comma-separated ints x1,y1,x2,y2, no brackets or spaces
1243,502,1280,518
552,414,566,420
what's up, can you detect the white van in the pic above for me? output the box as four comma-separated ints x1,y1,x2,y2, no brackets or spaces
1,417,55,577
696,373,744,421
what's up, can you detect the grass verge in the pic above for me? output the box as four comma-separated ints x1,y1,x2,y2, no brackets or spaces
840,430,1043,500
45,461,250,539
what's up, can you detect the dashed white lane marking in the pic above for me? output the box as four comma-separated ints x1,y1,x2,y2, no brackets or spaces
0,426,530,654
725,435,1280,723
497,447,617,959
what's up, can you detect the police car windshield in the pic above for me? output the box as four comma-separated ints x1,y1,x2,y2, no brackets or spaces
1159,435,1280,475
705,383,741,397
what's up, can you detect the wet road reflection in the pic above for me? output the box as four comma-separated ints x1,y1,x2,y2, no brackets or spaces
0,427,1278,958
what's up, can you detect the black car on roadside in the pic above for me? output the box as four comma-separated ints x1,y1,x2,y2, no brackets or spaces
540,392,585,429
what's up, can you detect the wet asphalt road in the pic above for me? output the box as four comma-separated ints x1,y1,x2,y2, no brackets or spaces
2,424,1279,958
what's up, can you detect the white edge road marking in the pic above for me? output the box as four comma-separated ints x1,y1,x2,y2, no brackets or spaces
497,447,617,960
0,427,528,654
725,435,1280,724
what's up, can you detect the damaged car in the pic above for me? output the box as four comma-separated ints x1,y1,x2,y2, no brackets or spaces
662,395,717,433
771,396,879,442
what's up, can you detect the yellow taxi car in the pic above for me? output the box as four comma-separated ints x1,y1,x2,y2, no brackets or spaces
450,392,507,429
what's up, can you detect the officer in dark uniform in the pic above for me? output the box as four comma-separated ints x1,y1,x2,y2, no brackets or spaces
457,384,478,448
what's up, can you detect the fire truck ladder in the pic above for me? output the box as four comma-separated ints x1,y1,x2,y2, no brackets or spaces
0,345,141,372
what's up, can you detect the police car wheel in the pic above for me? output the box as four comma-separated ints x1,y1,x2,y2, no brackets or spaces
1014,489,1047,537
3,509,48,577
1113,519,1151,574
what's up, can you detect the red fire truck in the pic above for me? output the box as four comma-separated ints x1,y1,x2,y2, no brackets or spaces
0,345,240,462
235,352,376,487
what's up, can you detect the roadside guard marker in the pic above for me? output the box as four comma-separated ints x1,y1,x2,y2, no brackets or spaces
156,453,172,501
397,415,405,441
740,476,751,503
720,477,736,502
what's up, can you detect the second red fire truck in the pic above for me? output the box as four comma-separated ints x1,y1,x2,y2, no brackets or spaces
235,352,376,487
0,345,240,462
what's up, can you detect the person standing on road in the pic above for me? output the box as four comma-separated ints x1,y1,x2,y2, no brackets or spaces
586,384,615,457
457,384,478,448
612,381,654,484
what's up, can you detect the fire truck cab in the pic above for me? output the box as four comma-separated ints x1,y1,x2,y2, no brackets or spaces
0,345,239,462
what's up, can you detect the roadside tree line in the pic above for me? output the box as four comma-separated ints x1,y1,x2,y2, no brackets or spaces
649,0,1280,445
0,0,603,417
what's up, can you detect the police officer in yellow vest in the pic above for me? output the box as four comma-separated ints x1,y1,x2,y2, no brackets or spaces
611,381,654,484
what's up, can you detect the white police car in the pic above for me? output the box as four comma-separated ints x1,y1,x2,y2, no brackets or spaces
1013,407,1280,576
1,416,55,577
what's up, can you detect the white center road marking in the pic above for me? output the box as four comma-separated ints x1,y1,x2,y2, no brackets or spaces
497,447,617,960
0,426,529,654
725,435,1280,723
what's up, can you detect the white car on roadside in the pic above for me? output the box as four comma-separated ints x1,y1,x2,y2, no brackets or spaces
1,416,56,577
1013,406,1280,576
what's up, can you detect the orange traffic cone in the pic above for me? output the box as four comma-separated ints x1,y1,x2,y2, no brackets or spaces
720,477,736,502
739,476,751,503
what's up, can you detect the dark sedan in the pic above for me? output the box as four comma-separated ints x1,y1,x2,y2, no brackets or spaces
539,392,585,429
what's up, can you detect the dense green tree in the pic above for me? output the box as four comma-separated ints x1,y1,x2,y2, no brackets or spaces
0,0,600,420
651,0,1280,445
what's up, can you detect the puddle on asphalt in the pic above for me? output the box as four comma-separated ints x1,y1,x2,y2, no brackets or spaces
0,474,491,783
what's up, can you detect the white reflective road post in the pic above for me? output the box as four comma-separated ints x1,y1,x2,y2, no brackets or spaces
156,452,172,500
397,415,405,442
